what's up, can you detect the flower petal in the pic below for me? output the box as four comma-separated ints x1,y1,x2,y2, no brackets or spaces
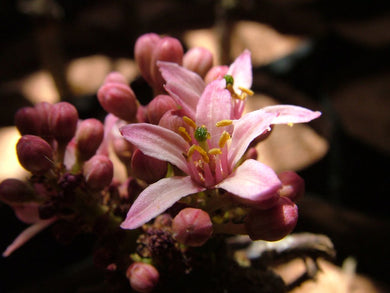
227,50,252,91
158,61,205,118
217,159,281,208
121,176,205,229
262,105,321,125
120,123,189,173
229,110,276,167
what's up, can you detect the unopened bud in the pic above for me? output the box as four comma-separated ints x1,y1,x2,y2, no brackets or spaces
278,171,305,202
35,102,53,139
14,107,41,135
97,82,138,121
131,149,167,184
146,95,177,124
83,155,113,190
172,208,213,247
16,135,54,174
183,47,213,78
158,109,187,132
245,197,298,241
204,65,229,84
112,137,133,164
75,118,104,161
48,102,79,145
0,178,35,204
126,262,159,293
103,71,127,84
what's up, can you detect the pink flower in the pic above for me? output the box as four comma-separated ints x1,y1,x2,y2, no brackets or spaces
120,79,321,229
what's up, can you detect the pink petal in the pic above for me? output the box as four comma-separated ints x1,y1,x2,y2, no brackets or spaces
227,50,252,91
120,123,189,173
217,159,281,207
121,176,205,229
262,105,321,125
229,110,276,167
158,61,205,118
195,79,232,147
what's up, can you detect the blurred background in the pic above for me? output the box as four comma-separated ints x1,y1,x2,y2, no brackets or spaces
0,0,389,292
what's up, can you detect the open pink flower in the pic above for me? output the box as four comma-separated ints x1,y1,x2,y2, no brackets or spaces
120,79,321,229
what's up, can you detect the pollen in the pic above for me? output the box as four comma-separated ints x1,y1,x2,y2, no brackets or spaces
187,145,209,163
216,119,233,127
178,127,192,142
219,131,231,148
183,116,197,129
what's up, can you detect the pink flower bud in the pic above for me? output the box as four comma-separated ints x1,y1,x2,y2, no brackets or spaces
134,33,161,85
103,71,127,84
75,118,104,161
112,137,133,164
245,197,298,241
0,178,35,204
97,82,138,121
158,109,187,132
48,102,79,145
83,155,113,190
136,105,148,123
204,65,229,84
131,149,167,184
16,135,54,174
146,95,177,124
278,171,305,202
35,102,53,139
183,47,213,78
126,262,159,293
14,107,41,135
150,37,183,92
172,208,213,247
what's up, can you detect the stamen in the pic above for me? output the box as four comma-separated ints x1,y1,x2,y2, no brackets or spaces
238,86,254,96
287,122,294,127
209,148,222,155
219,131,231,148
216,120,233,127
178,127,192,142
187,145,209,163
183,116,197,129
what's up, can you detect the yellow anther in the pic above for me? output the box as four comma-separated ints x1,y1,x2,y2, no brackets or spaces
287,122,294,127
238,86,254,96
178,127,192,142
187,145,209,163
183,116,197,129
216,120,233,127
208,148,222,155
219,131,231,148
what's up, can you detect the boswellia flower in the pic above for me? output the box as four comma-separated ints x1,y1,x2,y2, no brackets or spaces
120,76,321,229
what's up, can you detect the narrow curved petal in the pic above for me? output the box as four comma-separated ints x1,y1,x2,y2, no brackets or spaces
262,105,321,125
121,176,205,229
158,61,205,118
227,50,252,91
217,159,281,207
229,110,276,167
120,123,189,173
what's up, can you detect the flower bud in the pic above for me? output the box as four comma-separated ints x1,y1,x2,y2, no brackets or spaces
14,107,41,135
245,197,298,241
131,149,167,184
35,102,53,139
126,262,159,293
158,109,187,132
0,178,35,204
16,135,54,174
204,65,229,84
103,71,127,84
134,33,161,85
112,136,133,164
75,118,104,161
48,102,79,145
83,155,113,190
13,202,41,224
183,47,213,78
97,82,138,121
278,171,305,202
172,208,213,247
146,95,177,124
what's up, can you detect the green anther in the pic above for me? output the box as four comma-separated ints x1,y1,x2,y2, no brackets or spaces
194,126,209,142
224,74,234,86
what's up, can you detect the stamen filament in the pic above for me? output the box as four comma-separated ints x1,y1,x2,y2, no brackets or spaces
216,120,233,127
183,116,197,129
187,145,209,163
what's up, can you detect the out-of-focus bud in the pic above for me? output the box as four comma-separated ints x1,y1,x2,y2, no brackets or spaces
126,262,159,293
16,135,54,174
75,118,104,161
150,37,183,92
183,47,213,78
35,102,53,139
136,105,148,123
112,137,133,164
97,82,138,121
134,33,161,85
0,178,35,204
13,202,41,224
146,95,177,124
172,208,213,247
14,107,41,135
158,109,187,132
48,102,79,145
243,147,258,161
278,171,305,202
131,149,167,184
103,71,127,84
245,197,298,241
204,65,229,84
83,155,113,190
